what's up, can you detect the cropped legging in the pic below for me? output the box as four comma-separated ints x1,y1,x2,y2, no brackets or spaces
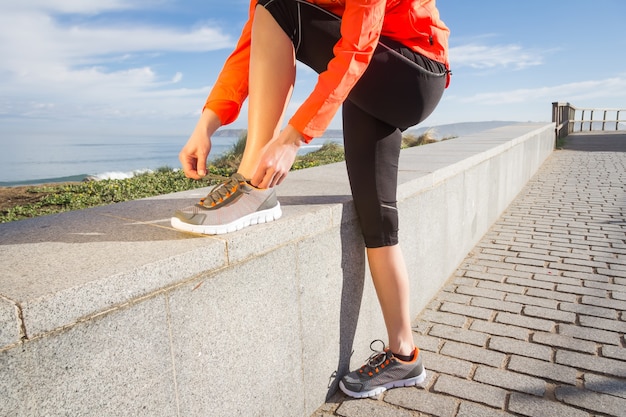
258,0,448,247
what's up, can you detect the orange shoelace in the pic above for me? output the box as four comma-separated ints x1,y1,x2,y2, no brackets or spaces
199,173,247,208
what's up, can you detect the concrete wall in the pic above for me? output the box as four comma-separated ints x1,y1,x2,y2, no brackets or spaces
0,123,554,417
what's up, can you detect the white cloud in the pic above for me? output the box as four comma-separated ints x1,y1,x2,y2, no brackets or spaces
0,10,231,72
456,77,626,106
450,43,543,70
172,72,183,83
4,0,136,14
0,1,234,124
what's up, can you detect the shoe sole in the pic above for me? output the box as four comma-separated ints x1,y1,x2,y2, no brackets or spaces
170,203,282,235
339,368,427,399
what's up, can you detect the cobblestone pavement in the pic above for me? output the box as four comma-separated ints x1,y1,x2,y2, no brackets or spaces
312,133,626,417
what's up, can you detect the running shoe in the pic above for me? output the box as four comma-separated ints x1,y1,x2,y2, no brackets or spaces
170,173,282,235
339,340,426,398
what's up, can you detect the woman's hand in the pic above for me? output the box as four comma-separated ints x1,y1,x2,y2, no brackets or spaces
179,110,222,179
251,125,304,188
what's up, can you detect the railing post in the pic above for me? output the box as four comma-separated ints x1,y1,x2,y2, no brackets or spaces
552,102,560,145
580,110,585,132
552,102,575,143
553,102,564,143
552,102,559,125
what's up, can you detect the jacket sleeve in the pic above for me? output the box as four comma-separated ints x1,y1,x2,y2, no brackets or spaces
202,2,255,125
289,0,386,140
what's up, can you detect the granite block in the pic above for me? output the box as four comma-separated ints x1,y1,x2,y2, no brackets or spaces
0,295,176,417
296,222,367,412
167,244,305,417
0,297,21,348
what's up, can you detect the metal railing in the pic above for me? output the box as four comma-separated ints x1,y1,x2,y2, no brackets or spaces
552,102,626,140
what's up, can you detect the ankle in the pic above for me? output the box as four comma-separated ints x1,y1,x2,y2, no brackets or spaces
392,348,416,362
236,169,253,180
389,338,415,358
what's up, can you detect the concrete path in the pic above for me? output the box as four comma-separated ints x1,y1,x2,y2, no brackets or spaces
312,132,626,417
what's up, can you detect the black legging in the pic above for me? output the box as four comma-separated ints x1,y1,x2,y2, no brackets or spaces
258,0,447,247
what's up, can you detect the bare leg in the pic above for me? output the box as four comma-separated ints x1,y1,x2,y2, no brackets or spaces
237,5,296,179
367,244,415,357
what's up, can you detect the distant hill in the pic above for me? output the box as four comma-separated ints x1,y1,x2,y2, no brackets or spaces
213,128,247,138
405,121,525,139
214,121,527,141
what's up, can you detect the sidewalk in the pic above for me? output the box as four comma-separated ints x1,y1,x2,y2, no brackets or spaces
313,132,626,417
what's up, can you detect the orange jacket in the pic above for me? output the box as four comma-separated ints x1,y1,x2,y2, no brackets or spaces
204,0,450,140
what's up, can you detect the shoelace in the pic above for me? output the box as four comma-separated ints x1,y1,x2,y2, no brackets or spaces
199,173,247,208
358,340,391,377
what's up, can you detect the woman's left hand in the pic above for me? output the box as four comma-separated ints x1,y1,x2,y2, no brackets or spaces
251,125,304,188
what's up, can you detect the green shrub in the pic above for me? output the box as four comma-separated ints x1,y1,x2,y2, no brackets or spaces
210,132,247,172
402,128,439,148
292,142,345,170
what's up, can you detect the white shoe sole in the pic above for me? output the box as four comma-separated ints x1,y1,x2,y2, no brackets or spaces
339,368,427,399
170,203,282,235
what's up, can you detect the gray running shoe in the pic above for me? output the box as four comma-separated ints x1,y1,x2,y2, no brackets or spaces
171,173,282,235
339,340,426,398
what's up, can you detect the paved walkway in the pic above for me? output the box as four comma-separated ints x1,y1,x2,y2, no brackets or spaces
312,132,626,417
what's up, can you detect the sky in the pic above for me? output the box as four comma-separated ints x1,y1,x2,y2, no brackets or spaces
1,0,625,140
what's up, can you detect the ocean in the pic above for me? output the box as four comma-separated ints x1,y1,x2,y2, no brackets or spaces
0,131,343,187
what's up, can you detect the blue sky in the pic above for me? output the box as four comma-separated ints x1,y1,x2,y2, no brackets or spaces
1,0,625,139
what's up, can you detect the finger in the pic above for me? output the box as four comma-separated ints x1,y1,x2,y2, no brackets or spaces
274,172,286,187
196,151,208,177
179,153,201,180
258,170,276,189
258,173,272,189
185,168,202,180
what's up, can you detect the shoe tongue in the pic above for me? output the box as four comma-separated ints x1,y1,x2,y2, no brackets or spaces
368,351,389,368
231,173,247,182
200,173,246,207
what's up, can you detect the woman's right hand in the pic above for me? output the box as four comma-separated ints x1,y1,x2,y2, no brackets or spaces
179,109,222,180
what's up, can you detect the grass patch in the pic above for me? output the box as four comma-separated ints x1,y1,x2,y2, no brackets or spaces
555,134,568,149
292,142,345,170
0,169,209,223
